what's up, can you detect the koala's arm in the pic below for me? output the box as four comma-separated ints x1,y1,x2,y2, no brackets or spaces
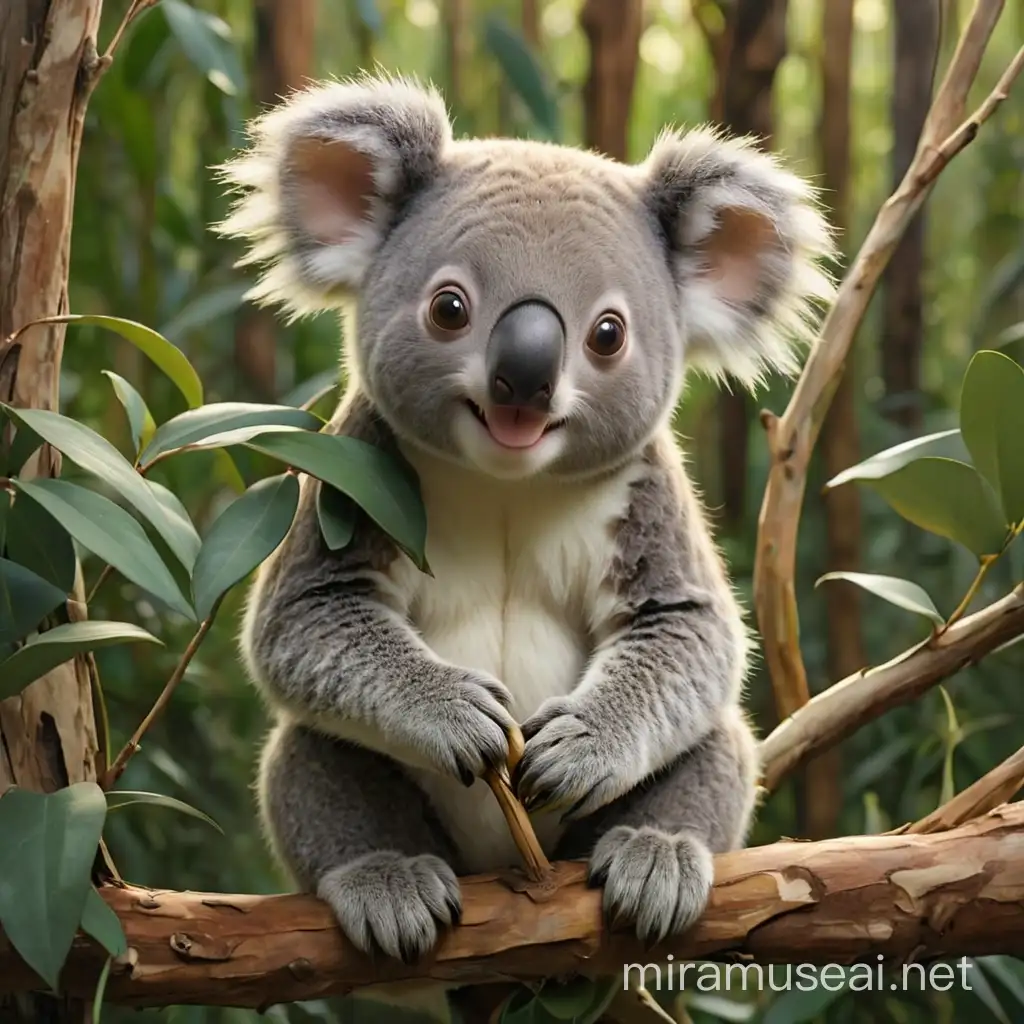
515,433,749,819
242,400,514,783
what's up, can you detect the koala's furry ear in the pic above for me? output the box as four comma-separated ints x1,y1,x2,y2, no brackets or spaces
641,127,835,387
215,74,452,319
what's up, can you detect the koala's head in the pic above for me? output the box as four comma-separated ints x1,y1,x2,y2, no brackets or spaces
218,74,833,480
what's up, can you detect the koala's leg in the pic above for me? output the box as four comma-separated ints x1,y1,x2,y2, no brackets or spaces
259,720,463,962
553,707,758,944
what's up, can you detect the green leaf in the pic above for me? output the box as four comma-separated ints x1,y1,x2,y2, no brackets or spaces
139,402,322,468
959,349,1024,527
247,431,428,570
53,315,203,409
1,405,199,571
354,0,382,32
317,484,356,551
80,887,127,958
0,489,9,552
815,572,944,626
482,14,560,141
5,488,77,592
106,790,222,833
763,975,849,1024
0,782,108,991
13,480,194,620
0,557,68,646
144,481,202,573
938,685,961,806
92,956,113,1024
967,957,1012,1024
162,0,244,95
102,370,157,455
191,473,300,619
537,978,618,1022
0,621,162,700
280,369,341,411
825,428,964,490
866,457,1009,557
159,281,249,342
978,956,1024,1009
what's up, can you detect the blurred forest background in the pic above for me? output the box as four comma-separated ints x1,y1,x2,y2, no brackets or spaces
62,0,1024,1021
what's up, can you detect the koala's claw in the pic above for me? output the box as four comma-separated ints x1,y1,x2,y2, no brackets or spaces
588,826,714,945
317,851,461,963
414,670,515,783
514,701,621,818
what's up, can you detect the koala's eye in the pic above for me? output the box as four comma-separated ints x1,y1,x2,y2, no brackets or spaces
428,289,470,334
586,313,627,359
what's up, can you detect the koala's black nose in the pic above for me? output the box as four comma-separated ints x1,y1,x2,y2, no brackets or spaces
486,300,565,410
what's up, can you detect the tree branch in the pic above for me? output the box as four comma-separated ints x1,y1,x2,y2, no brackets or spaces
3,805,1024,1009
752,0,1021,721
759,585,1024,792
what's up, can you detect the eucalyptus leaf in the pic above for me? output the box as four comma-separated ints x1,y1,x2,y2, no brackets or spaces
13,479,194,620
5,489,77,592
191,473,300,619
162,0,244,95
317,483,356,551
102,370,157,454
866,457,1009,557
144,480,202,573
139,402,321,468
0,782,108,991
80,887,127,958
816,572,944,626
48,315,202,409
967,957,1012,1024
825,427,965,490
0,405,199,571
0,557,68,647
106,790,222,833
247,431,428,570
0,621,162,700
482,14,560,141
959,349,1024,526
763,975,849,1024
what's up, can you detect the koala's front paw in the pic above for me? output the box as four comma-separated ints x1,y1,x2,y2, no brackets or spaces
406,670,515,785
588,826,714,945
513,697,630,819
318,851,461,963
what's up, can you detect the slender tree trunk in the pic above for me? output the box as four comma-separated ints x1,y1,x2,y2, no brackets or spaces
0,2,106,1020
881,0,940,430
710,0,788,533
812,0,859,842
580,0,644,162
522,0,541,48
234,0,317,400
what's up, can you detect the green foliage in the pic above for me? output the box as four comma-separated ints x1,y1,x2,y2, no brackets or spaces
103,370,157,455
0,621,162,700
105,790,223,834
191,472,300,618
0,557,68,646
499,978,618,1024
0,783,109,990
815,571,944,627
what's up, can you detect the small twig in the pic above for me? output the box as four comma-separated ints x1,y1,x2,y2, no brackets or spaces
752,4,1022,722
101,603,221,790
86,564,115,606
484,724,553,883
760,584,1024,792
907,742,1024,834
102,0,159,65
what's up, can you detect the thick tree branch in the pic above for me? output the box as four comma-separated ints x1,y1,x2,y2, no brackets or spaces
752,0,1022,721
3,805,1023,1008
760,585,1024,792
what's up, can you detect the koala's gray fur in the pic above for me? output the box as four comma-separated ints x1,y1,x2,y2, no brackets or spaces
218,73,833,966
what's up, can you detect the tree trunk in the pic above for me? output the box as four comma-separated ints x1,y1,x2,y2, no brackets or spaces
0,1,106,1021
881,0,940,430
234,0,317,400
580,0,644,162
812,0,859,841
522,0,540,48
711,0,788,534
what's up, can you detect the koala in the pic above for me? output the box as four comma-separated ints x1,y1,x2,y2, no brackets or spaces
218,74,833,965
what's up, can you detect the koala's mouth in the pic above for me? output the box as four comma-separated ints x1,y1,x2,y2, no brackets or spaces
465,400,565,450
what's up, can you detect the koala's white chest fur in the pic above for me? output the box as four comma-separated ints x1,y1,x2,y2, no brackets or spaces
392,447,636,872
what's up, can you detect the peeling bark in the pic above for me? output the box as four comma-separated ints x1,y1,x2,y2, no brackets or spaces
3,806,1023,1009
